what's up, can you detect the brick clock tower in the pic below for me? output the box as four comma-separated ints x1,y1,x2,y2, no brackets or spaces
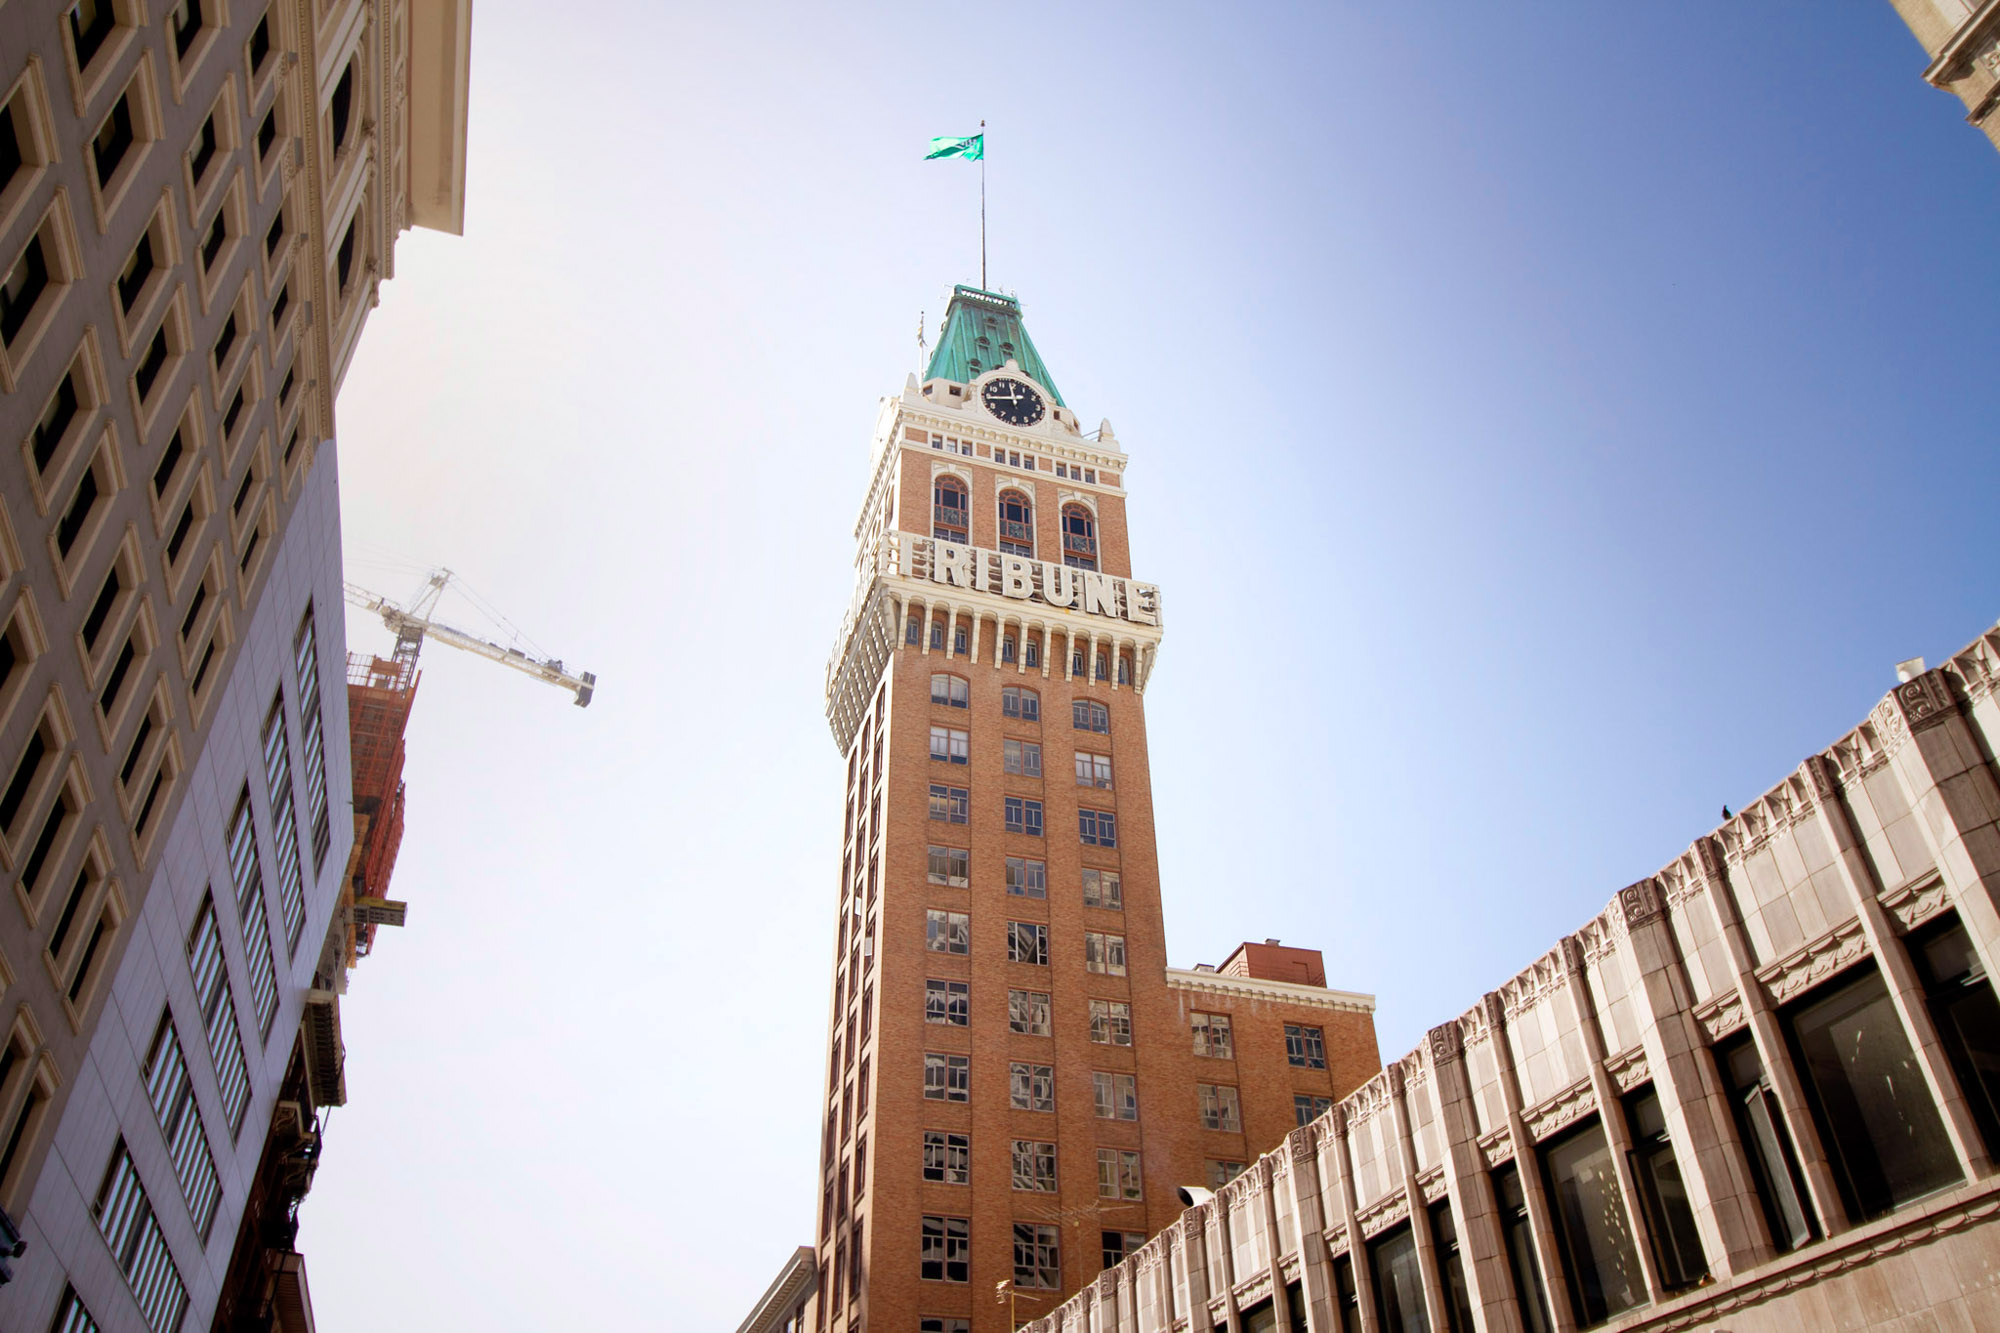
813,286,1379,1332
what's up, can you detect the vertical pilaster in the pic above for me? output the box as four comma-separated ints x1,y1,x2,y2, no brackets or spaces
1385,1063,1454,1333
1282,1127,1337,1333
1179,1208,1212,1333
1422,1021,1524,1333
1612,879,1773,1277
1257,1156,1293,1329
969,609,983,666
1482,992,1578,1333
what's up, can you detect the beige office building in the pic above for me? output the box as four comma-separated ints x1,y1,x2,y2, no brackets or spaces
1889,0,2000,151
0,0,468,1328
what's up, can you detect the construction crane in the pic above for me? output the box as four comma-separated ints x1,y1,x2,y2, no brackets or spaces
343,570,597,706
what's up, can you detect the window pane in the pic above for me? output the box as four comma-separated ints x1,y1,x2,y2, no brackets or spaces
1790,965,1962,1219
1367,1225,1430,1333
1544,1122,1646,1326
1913,915,2000,1156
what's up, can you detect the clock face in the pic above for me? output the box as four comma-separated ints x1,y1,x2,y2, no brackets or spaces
981,377,1046,426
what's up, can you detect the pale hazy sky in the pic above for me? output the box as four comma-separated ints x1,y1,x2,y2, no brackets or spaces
301,3,2000,1326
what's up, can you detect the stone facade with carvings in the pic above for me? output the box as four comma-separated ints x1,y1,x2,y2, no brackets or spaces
1018,621,2000,1332
1890,0,2000,153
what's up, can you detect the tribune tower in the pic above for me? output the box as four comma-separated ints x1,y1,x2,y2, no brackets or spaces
813,286,1378,1332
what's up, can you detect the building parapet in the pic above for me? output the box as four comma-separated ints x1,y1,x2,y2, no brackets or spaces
1162,967,1376,1015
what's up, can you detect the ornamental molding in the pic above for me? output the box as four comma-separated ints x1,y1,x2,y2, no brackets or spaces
1478,1127,1515,1169
1344,1073,1393,1127
1870,696,1912,760
1756,916,1869,1006
1718,772,1817,864
1830,716,1893,784
1325,1221,1349,1252
1893,672,1960,734
1500,951,1570,1020
1883,871,1951,934
929,459,973,488
1162,967,1377,1014
1427,1021,1463,1063
1524,1076,1597,1142
1946,629,2000,703
1603,1044,1650,1094
1693,987,1748,1042
1416,1165,1447,1205
1578,914,1622,965
1232,1270,1274,1310
1355,1187,1410,1239
1289,1126,1321,1163
1630,1179,2000,1333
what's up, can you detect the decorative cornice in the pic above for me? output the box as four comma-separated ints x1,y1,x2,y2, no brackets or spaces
1602,1044,1649,1094
1693,986,1748,1042
1427,1021,1463,1063
1882,871,1951,935
1893,672,1961,735
1478,1126,1514,1169
1523,1076,1597,1142
1354,1187,1410,1239
1162,967,1376,1014
1616,877,1664,931
1756,916,1869,1006
1416,1165,1447,1205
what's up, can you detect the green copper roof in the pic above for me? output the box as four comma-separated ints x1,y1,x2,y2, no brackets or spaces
923,285,1066,407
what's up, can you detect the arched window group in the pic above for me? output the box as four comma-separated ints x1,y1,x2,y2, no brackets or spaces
998,491,1033,557
933,478,968,544
1061,504,1096,570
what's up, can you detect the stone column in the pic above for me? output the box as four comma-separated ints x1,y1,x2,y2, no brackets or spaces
1206,1194,1240,1331
1483,992,1579,1333
1179,1208,1213,1333
1690,837,1851,1236
1556,936,1668,1304
1281,1126,1337,1333
1108,634,1123,692
1806,740,1994,1181
1041,625,1054,680
1421,1021,1524,1333
969,609,983,666
1328,1105,1383,1333
1612,878,1773,1276
1257,1156,1293,1329
1384,1063,1455,1333
918,595,932,656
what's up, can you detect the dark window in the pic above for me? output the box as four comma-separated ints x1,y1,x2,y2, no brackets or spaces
1331,1254,1362,1333
1624,1086,1708,1291
1001,685,1038,721
933,478,967,542
1101,1229,1145,1270
924,979,968,1027
266,210,286,258
211,312,236,371
1061,503,1097,568
1004,796,1043,837
928,784,968,825
1788,963,1962,1221
222,385,245,441
117,230,153,313
189,115,217,183
165,497,196,564
0,731,47,831
134,325,169,400
1,234,49,343
330,63,355,153
201,209,227,269
257,104,277,160
336,214,357,289
998,490,1033,555
1715,1031,1815,1251
249,10,272,70
0,101,24,198
1072,699,1109,733
32,373,78,473
1368,1224,1429,1333
1429,1200,1476,1333
81,566,121,649
920,1215,969,1283
1912,914,2000,1155
91,96,134,190
170,0,205,59
1285,1023,1326,1069
71,0,118,70
1006,921,1048,966
1492,1163,1554,1333
1543,1119,1646,1327
56,467,99,558
1078,808,1115,847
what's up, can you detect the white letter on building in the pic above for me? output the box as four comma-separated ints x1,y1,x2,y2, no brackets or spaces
1128,584,1161,627
931,542,974,588
1002,555,1034,600
1082,571,1118,618
1041,562,1080,608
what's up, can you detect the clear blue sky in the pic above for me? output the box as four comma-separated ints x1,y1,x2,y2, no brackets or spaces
305,3,2000,1325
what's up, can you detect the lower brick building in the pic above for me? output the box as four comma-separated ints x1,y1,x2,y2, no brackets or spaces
1019,618,2000,1333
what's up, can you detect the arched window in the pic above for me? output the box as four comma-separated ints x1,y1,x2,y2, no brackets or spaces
998,490,1033,557
934,478,968,544
929,673,969,708
1061,504,1096,570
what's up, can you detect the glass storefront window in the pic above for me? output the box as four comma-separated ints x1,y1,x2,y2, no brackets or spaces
1544,1120,1647,1326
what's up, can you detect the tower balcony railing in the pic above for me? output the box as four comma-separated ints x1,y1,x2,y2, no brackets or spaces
1000,519,1032,541
934,504,967,530
1063,533,1097,557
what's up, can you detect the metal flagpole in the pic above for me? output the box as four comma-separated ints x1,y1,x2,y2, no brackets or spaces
980,119,987,289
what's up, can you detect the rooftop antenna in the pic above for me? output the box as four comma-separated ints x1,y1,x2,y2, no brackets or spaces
979,118,987,290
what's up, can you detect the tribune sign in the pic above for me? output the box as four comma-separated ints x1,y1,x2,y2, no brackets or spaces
893,533,1161,628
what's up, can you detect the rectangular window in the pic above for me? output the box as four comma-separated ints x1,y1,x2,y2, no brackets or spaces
929,673,968,708
1008,989,1051,1036
1097,1147,1143,1201
1208,1158,1244,1188
920,1215,970,1283
50,1286,101,1333
925,979,969,1027
1004,795,1044,836
1025,640,1041,669
1013,1222,1060,1290
1010,1062,1055,1112
1082,867,1123,909
1004,856,1046,898
1075,751,1113,788
185,897,249,1132
1089,999,1132,1046
1294,1094,1333,1126
1198,1083,1242,1132
1084,931,1127,975
93,1142,190,1333
1192,1011,1234,1058
923,1053,969,1103
928,783,970,824
293,608,332,869
1102,1229,1147,1269
1493,1164,1555,1333
1285,1024,1327,1069
1079,808,1117,847
141,1014,221,1239
1368,1224,1425,1333
1006,921,1048,965
922,1131,969,1185
1093,1070,1138,1121
929,726,969,765
1072,700,1109,733
1001,685,1039,721
1003,737,1042,776
1543,1120,1647,1326
925,909,969,955
1011,1139,1058,1193
256,696,307,956
1625,1086,1709,1292
225,793,280,1036
1430,1199,1478,1333
1787,963,1963,1220
927,845,969,887
1911,914,2000,1156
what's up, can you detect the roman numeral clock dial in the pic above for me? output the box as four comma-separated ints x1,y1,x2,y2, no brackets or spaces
981,376,1046,426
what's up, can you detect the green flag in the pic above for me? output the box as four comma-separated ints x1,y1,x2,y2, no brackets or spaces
925,133,984,161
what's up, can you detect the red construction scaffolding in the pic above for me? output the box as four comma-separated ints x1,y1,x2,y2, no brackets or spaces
344,641,419,958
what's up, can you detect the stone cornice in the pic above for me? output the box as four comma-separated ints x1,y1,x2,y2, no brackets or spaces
1163,967,1376,1014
